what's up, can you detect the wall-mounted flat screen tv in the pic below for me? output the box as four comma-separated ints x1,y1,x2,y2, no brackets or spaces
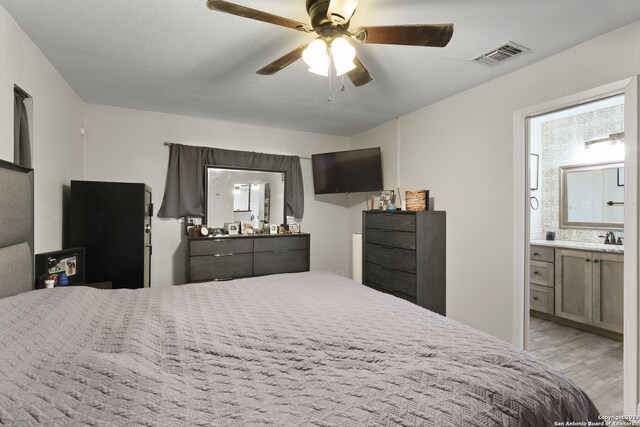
312,147,383,194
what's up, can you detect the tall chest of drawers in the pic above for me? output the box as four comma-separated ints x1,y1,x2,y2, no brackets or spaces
362,211,446,315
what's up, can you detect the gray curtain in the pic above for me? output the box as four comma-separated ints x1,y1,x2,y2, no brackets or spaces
157,144,304,219
14,90,31,168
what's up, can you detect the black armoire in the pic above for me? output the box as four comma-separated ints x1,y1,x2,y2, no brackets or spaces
70,181,152,289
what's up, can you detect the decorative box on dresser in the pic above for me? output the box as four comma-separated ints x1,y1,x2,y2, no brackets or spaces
187,234,310,282
362,210,446,316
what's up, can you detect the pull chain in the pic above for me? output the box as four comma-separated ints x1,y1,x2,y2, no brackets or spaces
328,70,332,102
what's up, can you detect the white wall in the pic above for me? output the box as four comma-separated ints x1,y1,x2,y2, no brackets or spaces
83,103,350,287
0,5,84,253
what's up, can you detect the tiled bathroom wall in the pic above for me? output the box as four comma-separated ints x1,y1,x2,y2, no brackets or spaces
537,104,624,243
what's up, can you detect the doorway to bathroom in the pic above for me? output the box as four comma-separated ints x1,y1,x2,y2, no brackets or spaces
527,95,624,415
512,76,640,415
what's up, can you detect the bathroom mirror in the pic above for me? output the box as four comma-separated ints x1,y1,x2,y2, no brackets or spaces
205,166,286,228
560,161,624,230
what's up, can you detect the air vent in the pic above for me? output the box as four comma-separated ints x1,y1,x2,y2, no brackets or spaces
472,41,530,67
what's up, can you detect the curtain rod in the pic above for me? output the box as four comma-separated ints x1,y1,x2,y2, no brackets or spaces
162,142,311,160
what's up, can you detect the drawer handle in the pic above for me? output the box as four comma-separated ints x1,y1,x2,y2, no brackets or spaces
532,271,539,275
214,253,235,257
533,296,539,301
533,252,539,256
593,259,600,264
585,259,591,262
212,277,234,281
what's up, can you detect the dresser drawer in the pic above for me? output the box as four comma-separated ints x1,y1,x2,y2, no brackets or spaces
365,262,416,297
365,213,415,232
366,282,417,304
530,260,554,288
189,253,253,281
254,250,308,276
190,238,253,256
365,229,415,250
530,284,554,314
254,236,308,252
531,245,554,263
365,243,416,273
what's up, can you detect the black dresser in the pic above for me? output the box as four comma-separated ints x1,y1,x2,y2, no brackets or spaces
187,234,310,282
362,210,446,315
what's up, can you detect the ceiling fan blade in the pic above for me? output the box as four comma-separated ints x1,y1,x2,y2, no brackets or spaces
347,57,373,87
354,24,454,47
207,0,311,32
327,0,359,25
256,44,308,75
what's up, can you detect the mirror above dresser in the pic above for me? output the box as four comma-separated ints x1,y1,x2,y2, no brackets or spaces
205,166,286,228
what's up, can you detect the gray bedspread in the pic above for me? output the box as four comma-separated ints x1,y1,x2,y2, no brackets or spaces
0,271,599,426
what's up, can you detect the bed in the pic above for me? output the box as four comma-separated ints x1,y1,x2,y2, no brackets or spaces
0,160,600,426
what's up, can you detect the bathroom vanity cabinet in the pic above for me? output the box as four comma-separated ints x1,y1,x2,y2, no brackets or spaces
530,244,623,335
555,248,623,334
530,246,555,314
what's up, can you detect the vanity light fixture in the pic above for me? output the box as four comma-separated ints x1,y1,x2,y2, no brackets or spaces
584,132,625,148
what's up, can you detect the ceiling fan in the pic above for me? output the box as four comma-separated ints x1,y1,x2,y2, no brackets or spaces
206,0,454,87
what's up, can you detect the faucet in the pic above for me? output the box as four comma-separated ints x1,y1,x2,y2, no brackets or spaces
605,231,616,244
601,231,623,245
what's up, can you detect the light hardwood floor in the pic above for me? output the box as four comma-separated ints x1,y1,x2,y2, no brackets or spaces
528,315,623,416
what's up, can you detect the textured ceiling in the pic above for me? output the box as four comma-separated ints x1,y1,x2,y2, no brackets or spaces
2,0,640,136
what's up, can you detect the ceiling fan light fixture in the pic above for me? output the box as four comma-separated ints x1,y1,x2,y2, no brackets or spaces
331,37,356,76
308,60,330,76
303,38,330,76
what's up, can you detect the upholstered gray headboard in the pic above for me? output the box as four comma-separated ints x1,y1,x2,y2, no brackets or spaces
0,159,34,299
